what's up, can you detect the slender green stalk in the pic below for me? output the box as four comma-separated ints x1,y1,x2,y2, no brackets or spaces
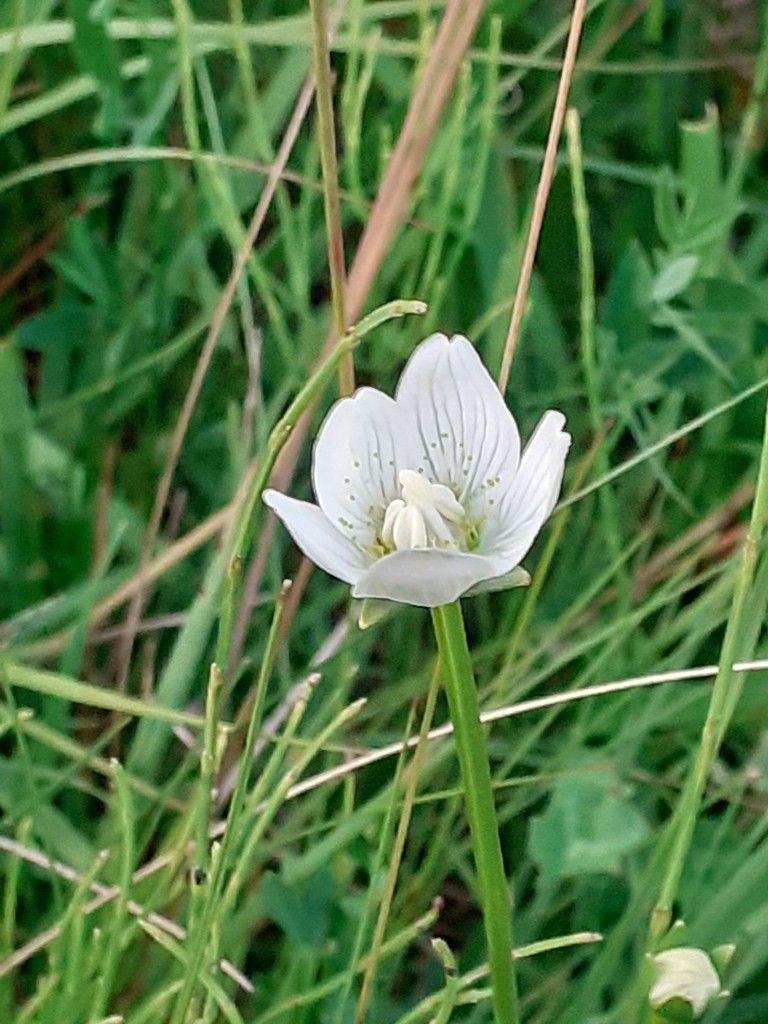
193,663,224,882
648,396,768,947
170,582,291,1022
172,693,366,1023
0,0,24,130
0,817,29,1017
219,579,292,853
430,939,461,1024
230,298,426,569
333,702,419,1024
208,298,426,690
725,6,768,206
0,660,203,727
565,107,628,613
559,375,768,511
355,664,442,1022
88,759,134,1019
169,304,425,1020
431,602,519,1024
254,905,442,1024
0,341,41,612
309,0,354,395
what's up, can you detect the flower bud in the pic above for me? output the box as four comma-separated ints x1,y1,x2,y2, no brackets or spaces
649,946,723,1020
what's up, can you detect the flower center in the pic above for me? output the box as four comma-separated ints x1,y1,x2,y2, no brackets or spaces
380,470,475,552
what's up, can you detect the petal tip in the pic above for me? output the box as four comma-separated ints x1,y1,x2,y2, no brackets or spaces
544,409,567,432
262,488,279,509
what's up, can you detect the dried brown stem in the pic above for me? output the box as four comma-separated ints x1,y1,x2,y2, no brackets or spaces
228,0,486,670
497,0,588,392
310,0,353,394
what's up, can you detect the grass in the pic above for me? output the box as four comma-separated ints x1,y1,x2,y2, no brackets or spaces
2,1,768,1022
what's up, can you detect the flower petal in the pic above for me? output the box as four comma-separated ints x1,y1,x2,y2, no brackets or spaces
352,548,504,607
312,387,420,550
263,490,371,585
487,410,571,565
394,334,520,510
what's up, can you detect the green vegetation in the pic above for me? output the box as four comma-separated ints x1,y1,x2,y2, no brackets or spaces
2,1,768,1021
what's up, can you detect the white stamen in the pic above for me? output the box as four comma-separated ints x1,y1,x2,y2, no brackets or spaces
381,498,405,547
382,469,468,551
393,505,427,550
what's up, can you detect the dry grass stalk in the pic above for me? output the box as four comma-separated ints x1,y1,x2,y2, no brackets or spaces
229,0,487,669
497,0,589,392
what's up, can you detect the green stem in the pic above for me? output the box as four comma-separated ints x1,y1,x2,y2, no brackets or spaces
431,602,519,1024
646,395,768,957
355,665,442,1023
565,107,628,616
725,6,768,206
167,300,425,1020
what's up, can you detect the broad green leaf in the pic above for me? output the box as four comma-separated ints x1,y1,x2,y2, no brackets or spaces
530,773,649,891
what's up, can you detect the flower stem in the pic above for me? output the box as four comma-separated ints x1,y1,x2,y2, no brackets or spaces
431,601,519,1024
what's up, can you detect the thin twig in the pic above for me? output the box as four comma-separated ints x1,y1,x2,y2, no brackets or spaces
252,658,768,812
0,837,252,992
497,0,588,392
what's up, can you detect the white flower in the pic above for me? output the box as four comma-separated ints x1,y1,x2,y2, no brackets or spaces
264,333,570,608
649,947,723,1019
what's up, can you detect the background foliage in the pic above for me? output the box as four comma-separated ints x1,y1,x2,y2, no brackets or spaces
1,0,768,1021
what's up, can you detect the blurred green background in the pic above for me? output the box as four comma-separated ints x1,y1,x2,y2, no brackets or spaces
2,1,768,1022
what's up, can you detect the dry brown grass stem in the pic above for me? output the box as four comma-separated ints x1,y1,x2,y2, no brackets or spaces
228,0,486,671
240,657,768,813
310,0,353,394
497,0,588,392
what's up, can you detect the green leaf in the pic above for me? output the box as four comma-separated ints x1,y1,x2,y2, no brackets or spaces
257,868,334,950
464,566,530,596
68,0,120,86
654,167,683,249
357,597,393,629
529,773,650,891
652,255,699,304
1,660,206,728
602,241,654,352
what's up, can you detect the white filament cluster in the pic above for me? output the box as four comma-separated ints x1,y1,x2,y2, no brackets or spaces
382,470,466,551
